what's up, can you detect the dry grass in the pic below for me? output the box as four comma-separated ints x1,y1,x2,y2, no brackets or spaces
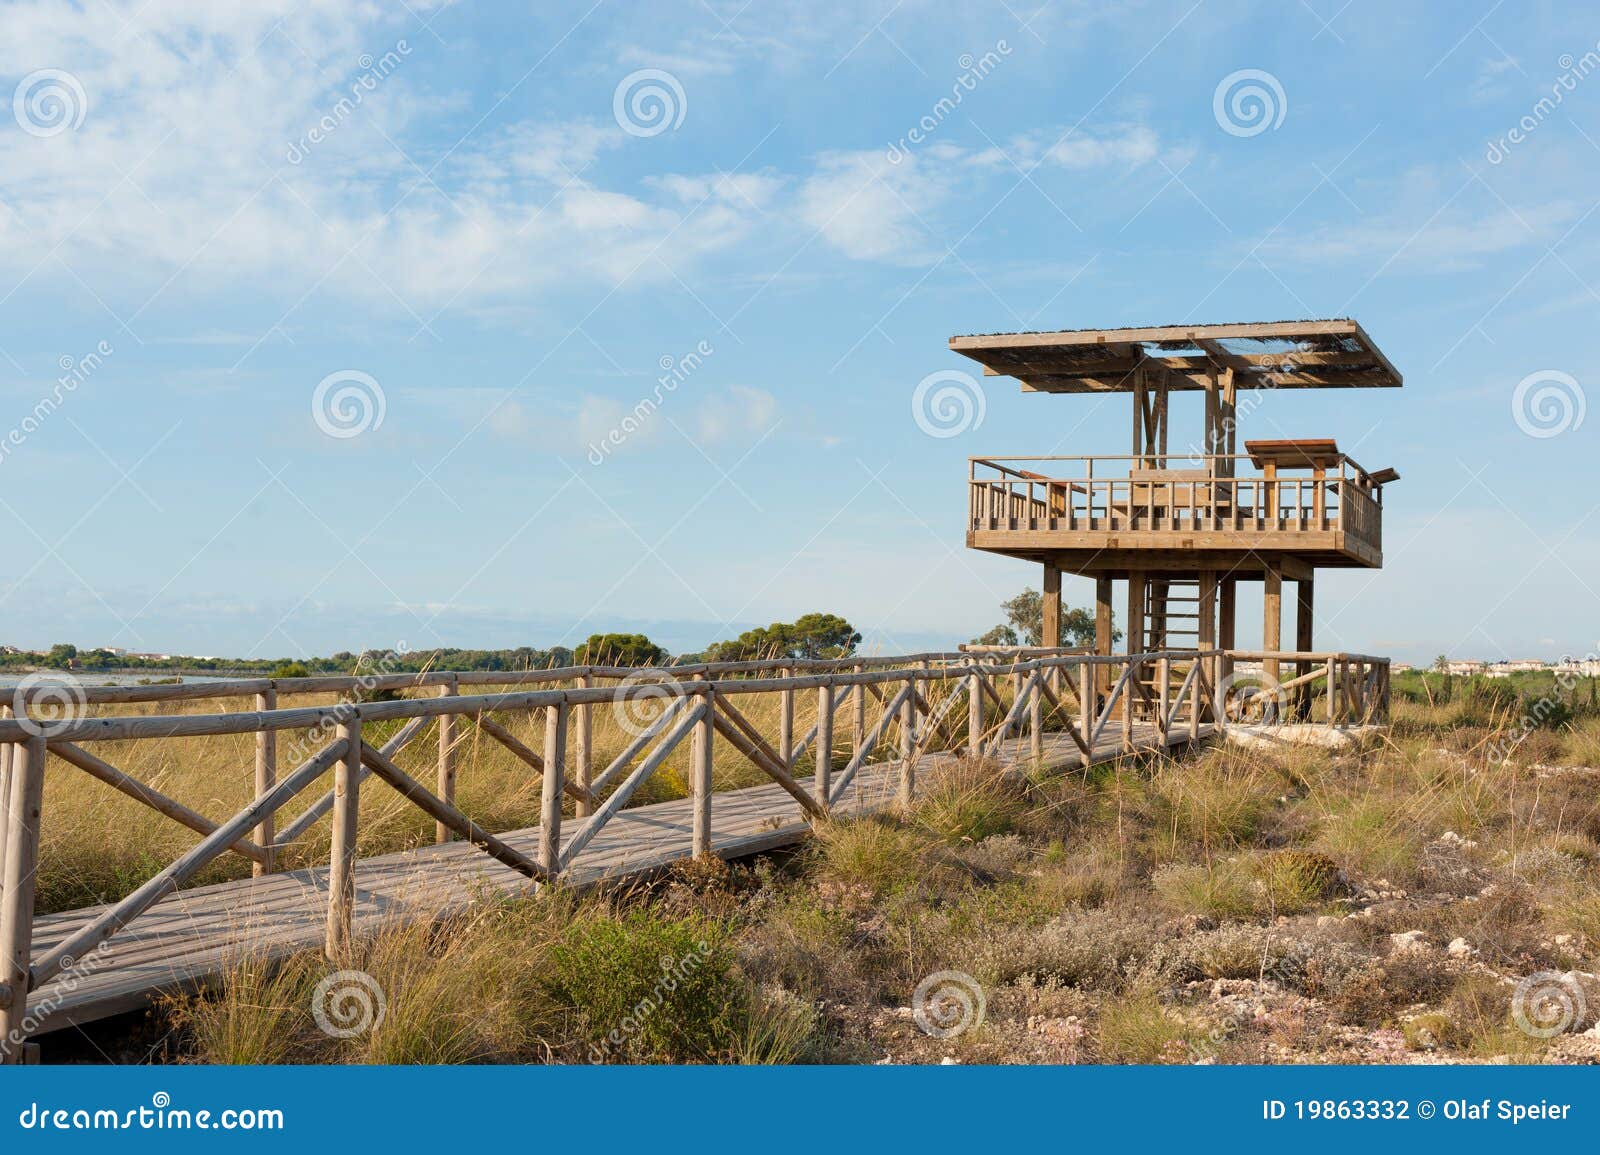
39,679,1600,1064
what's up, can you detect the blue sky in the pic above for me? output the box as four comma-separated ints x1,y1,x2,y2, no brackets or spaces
0,0,1596,665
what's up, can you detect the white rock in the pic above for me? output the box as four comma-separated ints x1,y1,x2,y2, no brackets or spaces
940,1056,960,1065
1390,930,1429,954
1447,937,1475,958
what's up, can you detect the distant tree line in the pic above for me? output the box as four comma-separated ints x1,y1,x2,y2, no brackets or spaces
3,612,865,676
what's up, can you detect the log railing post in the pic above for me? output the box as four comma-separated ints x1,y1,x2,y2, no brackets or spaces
851,664,865,757
1122,659,1135,753
1079,659,1094,754
1029,673,1043,762
253,689,277,875
436,676,458,843
898,675,916,808
540,703,567,878
1325,659,1336,725
0,711,12,907
325,718,360,960
1188,660,1201,743
1,736,45,1064
814,683,833,810
574,674,593,819
778,670,794,771
1156,656,1170,744
967,666,983,758
691,689,714,857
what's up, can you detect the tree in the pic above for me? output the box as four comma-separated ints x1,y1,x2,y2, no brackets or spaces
786,613,861,659
970,624,1018,647
45,642,78,668
976,588,1119,648
574,633,668,667
703,614,862,663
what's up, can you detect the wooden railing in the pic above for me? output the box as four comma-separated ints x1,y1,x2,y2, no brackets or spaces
0,647,1388,1060
969,454,1384,553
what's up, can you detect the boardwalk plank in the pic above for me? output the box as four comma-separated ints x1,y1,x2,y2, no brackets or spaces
24,722,1200,1034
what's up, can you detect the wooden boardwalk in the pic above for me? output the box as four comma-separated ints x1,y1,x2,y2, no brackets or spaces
25,721,1201,1035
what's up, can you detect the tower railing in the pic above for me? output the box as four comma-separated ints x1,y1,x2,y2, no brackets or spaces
968,453,1383,554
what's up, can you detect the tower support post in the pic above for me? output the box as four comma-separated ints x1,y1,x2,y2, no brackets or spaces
1042,564,1061,648
1296,577,1315,720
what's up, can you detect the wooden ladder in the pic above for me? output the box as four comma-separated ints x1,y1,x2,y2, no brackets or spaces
1138,578,1202,717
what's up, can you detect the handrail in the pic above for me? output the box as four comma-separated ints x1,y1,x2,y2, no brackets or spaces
970,451,1379,478
0,645,1390,1060
8,648,1095,708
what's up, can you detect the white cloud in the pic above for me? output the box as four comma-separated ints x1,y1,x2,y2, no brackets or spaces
796,149,949,263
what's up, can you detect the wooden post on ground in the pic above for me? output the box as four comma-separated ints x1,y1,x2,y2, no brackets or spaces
1188,657,1201,743
0,718,10,910
1126,571,1146,722
967,666,983,758
1263,563,1282,710
779,669,794,770
0,736,45,1064
1029,674,1043,762
1296,579,1314,720
1325,659,1337,725
1042,563,1061,648
898,676,916,808
436,676,458,843
1095,577,1114,697
1079,660,1094,754
1122,659,1136,752
1157,656,1170,743
1198,571,1218,721
814,684,833,809
540,703,567,877
691,690,714,857
1219,577,1237,691
574,674,593,819
253,690,277,875
851,663,865,756
325,718,360,960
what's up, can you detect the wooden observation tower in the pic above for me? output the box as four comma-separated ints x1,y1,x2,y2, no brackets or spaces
953,319,1401,714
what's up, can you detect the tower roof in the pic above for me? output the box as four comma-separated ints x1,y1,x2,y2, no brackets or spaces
949,318,1401,393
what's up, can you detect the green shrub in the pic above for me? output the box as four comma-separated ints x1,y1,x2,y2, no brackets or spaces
913,762,1028,845
1096,993,1196,1063
543,910,743,1062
